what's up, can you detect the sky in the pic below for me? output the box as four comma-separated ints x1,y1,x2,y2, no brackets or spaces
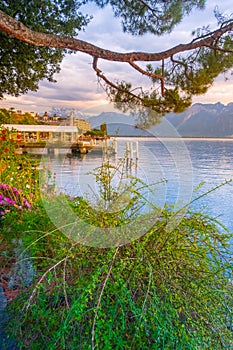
1,0,233,116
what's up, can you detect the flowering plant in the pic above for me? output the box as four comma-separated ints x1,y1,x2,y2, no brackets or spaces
0,183,31,222
0,126,18,156
0,125,40,199
0,125,19,178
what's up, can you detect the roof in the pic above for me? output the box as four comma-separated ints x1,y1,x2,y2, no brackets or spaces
3,124,80,133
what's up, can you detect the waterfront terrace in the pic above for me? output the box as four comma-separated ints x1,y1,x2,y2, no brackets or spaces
3,124,81,143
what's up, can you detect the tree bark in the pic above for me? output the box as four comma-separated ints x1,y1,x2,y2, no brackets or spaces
0,9,233,63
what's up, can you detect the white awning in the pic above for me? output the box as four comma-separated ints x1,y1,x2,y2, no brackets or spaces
3,124,80,133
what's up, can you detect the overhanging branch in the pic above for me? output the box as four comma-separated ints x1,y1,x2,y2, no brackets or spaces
92,56,145,104
0,9,233,64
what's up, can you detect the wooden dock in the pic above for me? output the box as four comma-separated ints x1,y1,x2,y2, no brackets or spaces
3,123,117,155
17,138,117,155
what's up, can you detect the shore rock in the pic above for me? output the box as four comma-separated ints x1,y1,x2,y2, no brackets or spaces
0,286,19,350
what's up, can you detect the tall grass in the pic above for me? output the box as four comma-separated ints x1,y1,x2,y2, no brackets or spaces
1,151,232,349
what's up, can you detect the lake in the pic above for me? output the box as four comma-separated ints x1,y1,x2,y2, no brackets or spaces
41,137,233,233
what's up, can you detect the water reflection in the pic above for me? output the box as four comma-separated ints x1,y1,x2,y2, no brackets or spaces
41,138,233,232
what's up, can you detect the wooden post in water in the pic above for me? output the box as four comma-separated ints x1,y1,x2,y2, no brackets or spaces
130,142,133,162
112,138,117,155
126,142,130,168
126,141,139,169
135,141,139,160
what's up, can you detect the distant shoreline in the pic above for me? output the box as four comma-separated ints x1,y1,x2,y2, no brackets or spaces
110,135,233,141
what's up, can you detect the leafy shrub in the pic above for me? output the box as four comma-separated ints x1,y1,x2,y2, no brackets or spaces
2,159,233,349
5,208,233,349
0,125,40,200
0,183,31,216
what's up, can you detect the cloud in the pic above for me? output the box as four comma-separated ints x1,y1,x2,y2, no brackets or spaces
193,77,233,105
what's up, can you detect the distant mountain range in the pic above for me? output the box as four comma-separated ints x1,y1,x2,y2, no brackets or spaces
165,102,233,137
87,103,233,138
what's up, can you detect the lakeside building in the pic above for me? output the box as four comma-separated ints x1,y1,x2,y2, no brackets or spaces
72,118,91,133
2,123,115,155
3,124,81,143
40,112,60,123
2,107,91,135
2,107,40,120
39,112,91,133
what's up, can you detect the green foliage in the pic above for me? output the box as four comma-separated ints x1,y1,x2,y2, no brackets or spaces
70,157,149,226
0,126,40,200
1,158,232,349
140,29,233,126
4,207,233,349
1,0,233,127
94,0,205,36
107,80,192,128
17,112,39,125
100,123,107,135
112,42,233,126
39,157,154,248
0,126,18,156
84,128,105,137
0,108,14,124
0,37,62,97
0,0,91,97
105,11,233,125
0,108,39,124
168,47,233,96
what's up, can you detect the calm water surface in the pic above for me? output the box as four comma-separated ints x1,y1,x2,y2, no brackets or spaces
42,138,233,232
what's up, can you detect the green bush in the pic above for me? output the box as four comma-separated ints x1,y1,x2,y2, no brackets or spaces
0,125,40,201
1,159,233,349
3,205,232,349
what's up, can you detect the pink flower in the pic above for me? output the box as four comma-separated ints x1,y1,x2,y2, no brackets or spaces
0,184,10,189
4,197,13,204
23,199,31,208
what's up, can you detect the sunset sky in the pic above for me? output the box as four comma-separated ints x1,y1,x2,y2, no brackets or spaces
1,0,233,116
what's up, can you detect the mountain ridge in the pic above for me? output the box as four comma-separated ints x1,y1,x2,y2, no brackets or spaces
87,102,233,137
